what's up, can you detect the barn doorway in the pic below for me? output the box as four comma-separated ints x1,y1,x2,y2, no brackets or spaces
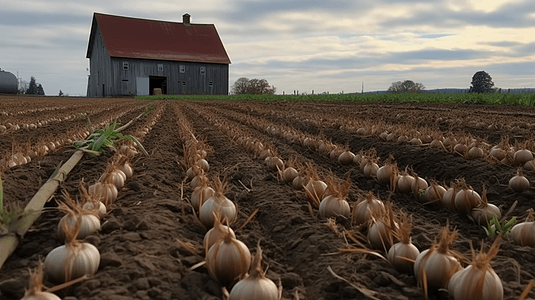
149,76,167,95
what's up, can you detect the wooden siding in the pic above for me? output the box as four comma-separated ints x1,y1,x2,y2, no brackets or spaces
87,26,113,97
109,58,229,95
87,22,229,97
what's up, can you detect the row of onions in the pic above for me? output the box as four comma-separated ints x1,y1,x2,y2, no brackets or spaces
18,104,160,299
169,104,283,299
216,101,535,178
191,102,535,299
0,104,146,172
217,105,534,299
0,99,142,134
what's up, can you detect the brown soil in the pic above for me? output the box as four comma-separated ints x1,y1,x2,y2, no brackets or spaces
1,96,534,300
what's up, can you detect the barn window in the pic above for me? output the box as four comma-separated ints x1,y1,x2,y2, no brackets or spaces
179,65,185,73
158,64,164,72
209,81,213,86
200,66,206,74
182,81,186,86
123,62,129,71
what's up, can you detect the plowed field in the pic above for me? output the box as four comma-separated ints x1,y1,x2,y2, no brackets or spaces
1,96,534,300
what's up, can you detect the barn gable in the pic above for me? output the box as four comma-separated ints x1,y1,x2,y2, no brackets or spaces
86,12,230,97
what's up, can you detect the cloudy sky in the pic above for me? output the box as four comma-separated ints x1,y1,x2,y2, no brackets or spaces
1,0,534,96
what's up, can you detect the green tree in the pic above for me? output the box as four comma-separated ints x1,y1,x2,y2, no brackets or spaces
470,71,495,93
37,84,45,95
387,80,425,94
26,76,38,95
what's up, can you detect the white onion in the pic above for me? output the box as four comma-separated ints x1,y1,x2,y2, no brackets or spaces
44,242,100,283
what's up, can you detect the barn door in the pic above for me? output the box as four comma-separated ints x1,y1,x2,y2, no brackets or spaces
136,77,149,96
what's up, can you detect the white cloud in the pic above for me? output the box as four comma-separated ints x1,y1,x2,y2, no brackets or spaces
1,0,534,96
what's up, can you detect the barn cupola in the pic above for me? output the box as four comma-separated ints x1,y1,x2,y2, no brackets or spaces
183,13,191,26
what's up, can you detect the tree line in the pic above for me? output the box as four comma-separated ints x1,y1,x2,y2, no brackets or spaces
387,71,497,94
231,77,276,95
23,76,45,95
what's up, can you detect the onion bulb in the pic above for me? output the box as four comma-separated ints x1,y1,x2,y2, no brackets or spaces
387,213,419,273
229,243,280,300
282,167,299,183
57,214,100,242
118,161,133,179
524,159,535,171
338,151,355,165
423,180,446,205
265,156,284,171
471,185,501,226
195,158,210,172
304,179,328,207
206,230,251,286
329,148,343,160
514,149,534,165
509,168,530,193
191,185,215,212
319,195,350,219
89,182,117,207
203,216,236,252
467,146,485,159
199,177,237,229
110,169,126,189
21,260,61,300
397,169,415,193
292,175,307,190
319,174,351,219
376,159,397,186
414,226,462,293
411,173,428,202
510,209,535,247
57,189,101,241
454,181,481,215
367,204,396,251
363,161,379,177
351,192,385,227
447,238,503,300
45,217,100,283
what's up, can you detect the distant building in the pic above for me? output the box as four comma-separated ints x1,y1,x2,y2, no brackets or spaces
0,69,18,94
86,12,231,97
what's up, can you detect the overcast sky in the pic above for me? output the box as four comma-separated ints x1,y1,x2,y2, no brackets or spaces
1,0,534,96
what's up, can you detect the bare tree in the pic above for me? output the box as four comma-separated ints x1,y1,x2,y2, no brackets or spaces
232,78,276,95
231,77,250,94
387,80,425,94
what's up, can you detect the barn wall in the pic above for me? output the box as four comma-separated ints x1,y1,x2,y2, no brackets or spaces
87,26,113,97
110,58,229,95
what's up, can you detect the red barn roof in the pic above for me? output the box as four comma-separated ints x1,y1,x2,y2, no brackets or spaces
87,13,231,64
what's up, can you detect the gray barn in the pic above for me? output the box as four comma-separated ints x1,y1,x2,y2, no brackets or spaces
86,13,231,97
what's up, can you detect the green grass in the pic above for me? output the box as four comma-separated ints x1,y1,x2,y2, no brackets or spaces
136,93,535,106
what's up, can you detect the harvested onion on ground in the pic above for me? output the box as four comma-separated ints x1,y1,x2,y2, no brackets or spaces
414,225,462,293
45,216,100,283
206,228,251,286
319,173,351,219
387,212,420,273
367,203,397,252
351,192,385,227
199,176,237,229
21,260,61,300
229,243,281,300
471,185,501,225
510,209,535,247
509,168,530,193
57,189,101,241
448,238,503,300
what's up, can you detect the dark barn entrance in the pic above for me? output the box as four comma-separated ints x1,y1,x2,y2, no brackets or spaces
149,76,167,95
